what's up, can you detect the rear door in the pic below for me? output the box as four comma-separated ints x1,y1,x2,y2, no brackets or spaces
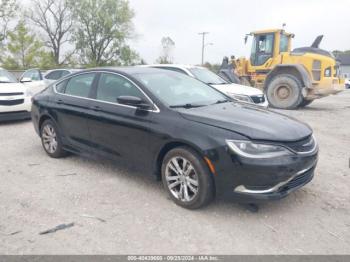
51,72,98,152
87,72,156,168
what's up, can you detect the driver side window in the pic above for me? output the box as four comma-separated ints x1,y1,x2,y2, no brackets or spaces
251,34,274,66
96,73,145,104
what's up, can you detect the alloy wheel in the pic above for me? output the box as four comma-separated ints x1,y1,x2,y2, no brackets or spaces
42,124,58,154
165,157,199,202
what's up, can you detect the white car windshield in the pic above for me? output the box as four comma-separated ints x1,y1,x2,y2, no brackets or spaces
0,69,18,83
189,67,227,85
134,71,229,108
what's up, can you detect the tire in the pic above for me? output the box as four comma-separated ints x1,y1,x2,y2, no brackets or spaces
299,99,313,108
266,74,303,109
40,119,67,158
161,147,215,209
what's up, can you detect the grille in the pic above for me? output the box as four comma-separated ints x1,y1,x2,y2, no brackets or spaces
0,99,24,106
0,92,24,96
283,136,316,153
250,95,266,104
280,168,314,191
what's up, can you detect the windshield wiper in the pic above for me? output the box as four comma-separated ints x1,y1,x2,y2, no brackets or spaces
0,81,12,83
170,103,206,109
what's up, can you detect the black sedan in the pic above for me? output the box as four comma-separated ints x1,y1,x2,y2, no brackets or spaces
31,68,318,209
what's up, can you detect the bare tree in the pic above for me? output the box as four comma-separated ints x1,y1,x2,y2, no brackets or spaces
0,0,17,42
26,0,73,65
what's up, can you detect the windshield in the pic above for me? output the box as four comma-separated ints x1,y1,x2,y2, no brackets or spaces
189,67,227,85
133,71,228,108
0,69,18,83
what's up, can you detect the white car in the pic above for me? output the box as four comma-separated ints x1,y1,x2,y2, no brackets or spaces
19,68,81,88
0,68,33,121
146,64,269,107
345,78,350,89
43,69,82,85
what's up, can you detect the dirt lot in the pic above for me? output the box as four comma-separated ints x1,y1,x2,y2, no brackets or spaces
0,91,349,255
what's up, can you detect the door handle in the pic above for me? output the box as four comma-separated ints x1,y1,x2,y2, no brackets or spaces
56,99,64,105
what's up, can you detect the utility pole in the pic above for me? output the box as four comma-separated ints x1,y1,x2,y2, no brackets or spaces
199,32,209,65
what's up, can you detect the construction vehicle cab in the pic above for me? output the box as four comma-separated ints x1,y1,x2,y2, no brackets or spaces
231,29,345,109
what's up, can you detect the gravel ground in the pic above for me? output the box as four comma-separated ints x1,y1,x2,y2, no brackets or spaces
0,91,349,255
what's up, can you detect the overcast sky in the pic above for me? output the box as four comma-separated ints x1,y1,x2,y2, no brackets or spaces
128,0,350,65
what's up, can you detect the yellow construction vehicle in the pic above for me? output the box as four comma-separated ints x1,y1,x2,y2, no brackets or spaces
228,29,345,109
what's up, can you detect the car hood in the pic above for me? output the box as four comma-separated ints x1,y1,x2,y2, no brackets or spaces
211,83,263,96
0,83,26,93
179,102,312,142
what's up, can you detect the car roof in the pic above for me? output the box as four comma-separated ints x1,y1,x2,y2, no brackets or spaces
80,67,176,75
47,68,82,72
144,64,204,70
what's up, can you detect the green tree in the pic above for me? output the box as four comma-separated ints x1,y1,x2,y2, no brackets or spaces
2,21,52,69
68,0,137,67
333,50,350,57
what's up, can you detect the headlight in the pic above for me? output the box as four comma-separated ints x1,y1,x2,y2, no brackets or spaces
226,140,293,158
227,93,253,103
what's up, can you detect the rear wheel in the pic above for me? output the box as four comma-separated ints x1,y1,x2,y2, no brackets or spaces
161,147,214,209
266,74,303,109
40,119,67,158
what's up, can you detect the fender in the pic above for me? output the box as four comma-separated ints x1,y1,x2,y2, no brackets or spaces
264,64,312,90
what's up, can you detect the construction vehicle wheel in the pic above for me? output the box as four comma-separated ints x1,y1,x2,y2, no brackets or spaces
266,74,303,109
299,99,313,108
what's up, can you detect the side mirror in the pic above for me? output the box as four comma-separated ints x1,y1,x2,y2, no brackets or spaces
117,96,151,110
20,77,32,83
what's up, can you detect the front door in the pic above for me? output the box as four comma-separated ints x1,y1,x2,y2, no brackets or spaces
250,34,275,67
87,72,156,169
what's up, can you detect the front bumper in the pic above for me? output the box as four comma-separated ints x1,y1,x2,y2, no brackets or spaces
231,165,315,202
0,97,31,121
211,145,318,203
0,111,31,121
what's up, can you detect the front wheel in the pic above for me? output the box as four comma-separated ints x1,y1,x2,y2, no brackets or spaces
161,147,214,209
266,74,303,109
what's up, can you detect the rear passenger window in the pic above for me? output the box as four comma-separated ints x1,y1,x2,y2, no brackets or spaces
45,71,62,80
65,73,95,98
61,70,71,78
96,73,145,103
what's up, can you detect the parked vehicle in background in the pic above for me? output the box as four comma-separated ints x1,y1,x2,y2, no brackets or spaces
20,69,82,94
0,68,33,121
146,64,268,108
32,67,318,209
19,68,47,95
229,29,344,109
43,69,82,85
345,78,350,89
